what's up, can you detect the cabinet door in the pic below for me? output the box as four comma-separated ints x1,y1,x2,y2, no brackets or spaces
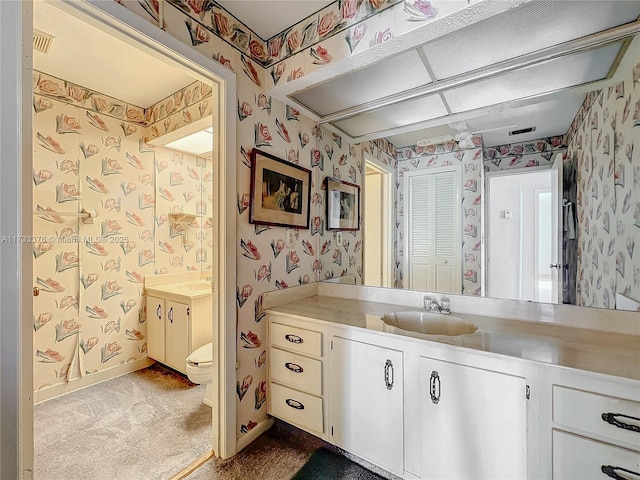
329,337,404,477
165,300,190,374
146,296,165,362
419,356,527,479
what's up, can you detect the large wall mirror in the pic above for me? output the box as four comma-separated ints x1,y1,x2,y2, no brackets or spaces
333,27,640,312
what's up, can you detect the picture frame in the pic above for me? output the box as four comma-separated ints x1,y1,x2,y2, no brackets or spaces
325,177,360,230
249,149,312,229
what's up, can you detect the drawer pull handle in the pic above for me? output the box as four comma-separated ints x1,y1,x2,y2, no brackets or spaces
285,362,304,373
384,359,394,390
430,370,441,404
601,465,640,479
601,413,640,433
285,398,304,410
285,334,303,344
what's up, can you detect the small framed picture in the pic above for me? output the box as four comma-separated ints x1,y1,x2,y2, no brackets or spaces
325,177,360,230
249,149,311,228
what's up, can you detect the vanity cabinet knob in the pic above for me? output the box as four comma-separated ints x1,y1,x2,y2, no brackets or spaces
285,334,303,344
285,362,303,373
384,359,394,390
285,398,304,410
430,371,441,404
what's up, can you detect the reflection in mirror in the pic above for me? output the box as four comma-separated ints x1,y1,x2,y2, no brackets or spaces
354,39,640,312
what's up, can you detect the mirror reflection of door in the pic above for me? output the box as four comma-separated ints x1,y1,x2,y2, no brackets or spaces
404,166,462,294
364,160,393,287
486,164,563,303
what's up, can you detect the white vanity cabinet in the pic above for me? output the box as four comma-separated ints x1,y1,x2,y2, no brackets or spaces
145,288,211,375
543,369,640,479
329,337,404,477
418,356,528,479
268,316,326,438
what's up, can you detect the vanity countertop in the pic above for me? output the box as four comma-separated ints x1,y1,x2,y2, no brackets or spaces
266,295,640,381
145,281,212,300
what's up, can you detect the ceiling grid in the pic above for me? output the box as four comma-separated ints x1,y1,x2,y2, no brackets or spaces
284,1,640,147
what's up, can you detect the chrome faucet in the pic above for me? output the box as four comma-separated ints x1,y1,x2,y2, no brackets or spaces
423,296,451,315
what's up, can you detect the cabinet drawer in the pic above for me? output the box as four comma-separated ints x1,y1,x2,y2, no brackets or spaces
553,386,640,446
270,322,322,357
270,383,324,434
552,430,640,479
270,347,322,396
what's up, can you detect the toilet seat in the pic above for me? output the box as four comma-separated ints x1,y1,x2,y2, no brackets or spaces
186,343,213,385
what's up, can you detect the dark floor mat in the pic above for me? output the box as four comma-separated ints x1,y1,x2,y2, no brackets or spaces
291,447,386,480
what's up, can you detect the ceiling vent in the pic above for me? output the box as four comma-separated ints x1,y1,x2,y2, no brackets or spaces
509,126,536,136
33,29,54,54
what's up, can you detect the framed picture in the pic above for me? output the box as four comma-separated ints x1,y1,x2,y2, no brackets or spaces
325,177,360,230
249,149,312,228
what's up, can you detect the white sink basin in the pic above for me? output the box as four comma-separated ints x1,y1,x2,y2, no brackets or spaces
382,311,478,336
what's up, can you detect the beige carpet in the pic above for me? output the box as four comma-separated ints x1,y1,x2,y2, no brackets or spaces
35,365,397,480
186,421,398,480
34,364,212,480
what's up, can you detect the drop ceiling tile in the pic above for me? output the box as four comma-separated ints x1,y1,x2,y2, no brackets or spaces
422,0,640,79
443,42,622,113
465,92,586,147
332,94,448,138
291,49,432,116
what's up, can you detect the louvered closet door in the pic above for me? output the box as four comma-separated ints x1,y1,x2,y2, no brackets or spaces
406,168,461,294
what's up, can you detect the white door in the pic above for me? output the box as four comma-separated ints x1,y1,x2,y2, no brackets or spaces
419,356,527,479
405,167,461,293
329,337,404,477
166,300,190,374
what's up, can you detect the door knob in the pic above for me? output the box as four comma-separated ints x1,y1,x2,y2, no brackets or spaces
549,263,562,269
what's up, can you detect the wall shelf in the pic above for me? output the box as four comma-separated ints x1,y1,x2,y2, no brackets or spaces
168,212,197,222
168,212,213,223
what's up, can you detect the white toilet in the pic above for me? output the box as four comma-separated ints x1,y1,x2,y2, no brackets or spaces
186,342,214,407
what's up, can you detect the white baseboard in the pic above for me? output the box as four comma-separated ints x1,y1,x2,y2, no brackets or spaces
34,357,154,404
235,417,274,453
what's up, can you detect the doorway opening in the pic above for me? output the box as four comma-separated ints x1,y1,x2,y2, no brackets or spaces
485,158,563,303
363,158,393,288
22,0,237,475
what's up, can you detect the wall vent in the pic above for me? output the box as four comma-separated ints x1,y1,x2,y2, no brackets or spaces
33,29,54,54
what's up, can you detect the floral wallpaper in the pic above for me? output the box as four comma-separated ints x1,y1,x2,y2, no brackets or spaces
263,0,469,90
32,70,212,392
483,136,567,172
233,71,363,438
396,138,483,295
122,0,469,90
124,2,368,438
566,59,640,309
